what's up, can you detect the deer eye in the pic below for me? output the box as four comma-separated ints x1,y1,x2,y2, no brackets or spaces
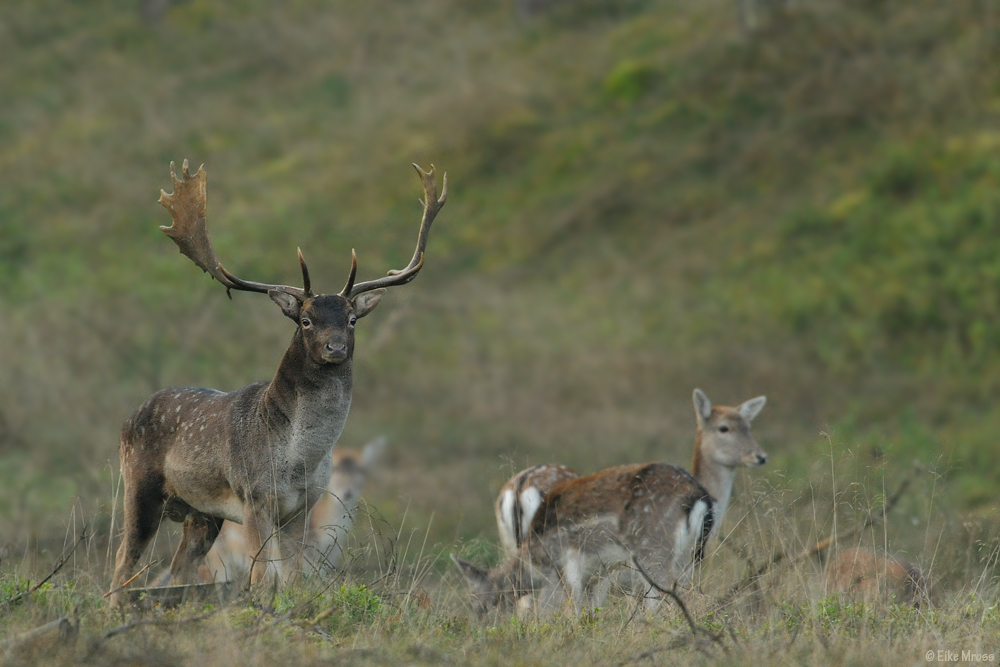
349,316,357,326
718,425,730,433
301,318,312,329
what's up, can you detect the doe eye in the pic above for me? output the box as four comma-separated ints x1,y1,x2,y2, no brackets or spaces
301,318,312,328
719,425,730,433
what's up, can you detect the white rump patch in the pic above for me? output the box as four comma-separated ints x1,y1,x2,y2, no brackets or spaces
498,488,517,552
519,486,544,535
673,499,710,583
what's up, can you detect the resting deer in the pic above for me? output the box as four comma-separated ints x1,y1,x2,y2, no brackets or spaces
825,547,930,607
196,437,386,583
455,389,767,617
108,161,445,607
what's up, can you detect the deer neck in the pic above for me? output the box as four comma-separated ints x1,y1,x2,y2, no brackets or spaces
491,553,534,600
263,331,354,469
691,430,737,529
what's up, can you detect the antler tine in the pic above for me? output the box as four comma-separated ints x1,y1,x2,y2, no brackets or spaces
338,249,358,297
159,160,308,302
298,248,313,298
216,266,308,300
346,164,447,299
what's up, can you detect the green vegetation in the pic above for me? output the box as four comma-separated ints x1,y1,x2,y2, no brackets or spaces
2,0,1000,663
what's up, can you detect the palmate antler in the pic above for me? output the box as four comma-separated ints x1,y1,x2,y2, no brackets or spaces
342,164,447,299
157,160,447,301
158,160,311,300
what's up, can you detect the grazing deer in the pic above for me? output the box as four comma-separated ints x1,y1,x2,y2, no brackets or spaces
825,547,930,607
108,161,445,607
495,464,580,559
455,463,715,617
455,389,767,617
196,437,386,583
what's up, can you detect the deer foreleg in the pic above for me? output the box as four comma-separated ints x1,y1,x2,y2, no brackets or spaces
169,513,223,585
241,506,280,594
277,510,309,585
561,550,588,615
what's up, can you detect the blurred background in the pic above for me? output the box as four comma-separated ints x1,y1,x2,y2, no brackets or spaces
1,0,999,582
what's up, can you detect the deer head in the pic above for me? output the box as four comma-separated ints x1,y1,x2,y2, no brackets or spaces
158,160,447,366
451,555,513,618
692,388,768,469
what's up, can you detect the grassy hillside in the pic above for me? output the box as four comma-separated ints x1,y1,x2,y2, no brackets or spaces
1,2,1000,656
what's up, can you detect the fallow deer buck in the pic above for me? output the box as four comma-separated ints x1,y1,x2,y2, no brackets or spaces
108,161,445,607
456,389,767,617
198,437,387,583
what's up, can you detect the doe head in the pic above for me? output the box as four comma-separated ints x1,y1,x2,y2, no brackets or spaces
451,554,507,618
327,437,386,504
693,388,768,469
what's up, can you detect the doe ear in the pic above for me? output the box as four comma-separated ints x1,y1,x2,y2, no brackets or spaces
352,288,386,320
739,396,767,423
693,388,713,424
360,436,388,469
269,290,302,321
451,554,490,590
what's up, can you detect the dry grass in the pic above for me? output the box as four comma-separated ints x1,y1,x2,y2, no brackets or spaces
2,1,1000,663
1,454,997,667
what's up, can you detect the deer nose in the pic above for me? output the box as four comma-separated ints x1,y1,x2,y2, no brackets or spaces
324,342,348,360
756,453,768,466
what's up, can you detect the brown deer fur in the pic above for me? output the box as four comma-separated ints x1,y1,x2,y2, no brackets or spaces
825,547,929,606
459,389,768,618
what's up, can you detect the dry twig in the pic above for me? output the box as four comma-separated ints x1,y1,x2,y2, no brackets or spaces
101,609,218,641
0,529,87,612
1,607,79,658
616,557,727,666
630,558,703,637
101,562,153,600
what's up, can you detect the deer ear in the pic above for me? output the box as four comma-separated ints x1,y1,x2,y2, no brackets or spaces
693,389,713,423
361,436,387,469
352,289,385,319
739,396,767,422
269,290,301,321
451,554,490,590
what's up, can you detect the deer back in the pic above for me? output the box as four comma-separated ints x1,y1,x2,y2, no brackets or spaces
529,463,715,564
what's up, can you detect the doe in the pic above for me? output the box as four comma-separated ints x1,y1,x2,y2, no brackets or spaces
456,389,767,617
